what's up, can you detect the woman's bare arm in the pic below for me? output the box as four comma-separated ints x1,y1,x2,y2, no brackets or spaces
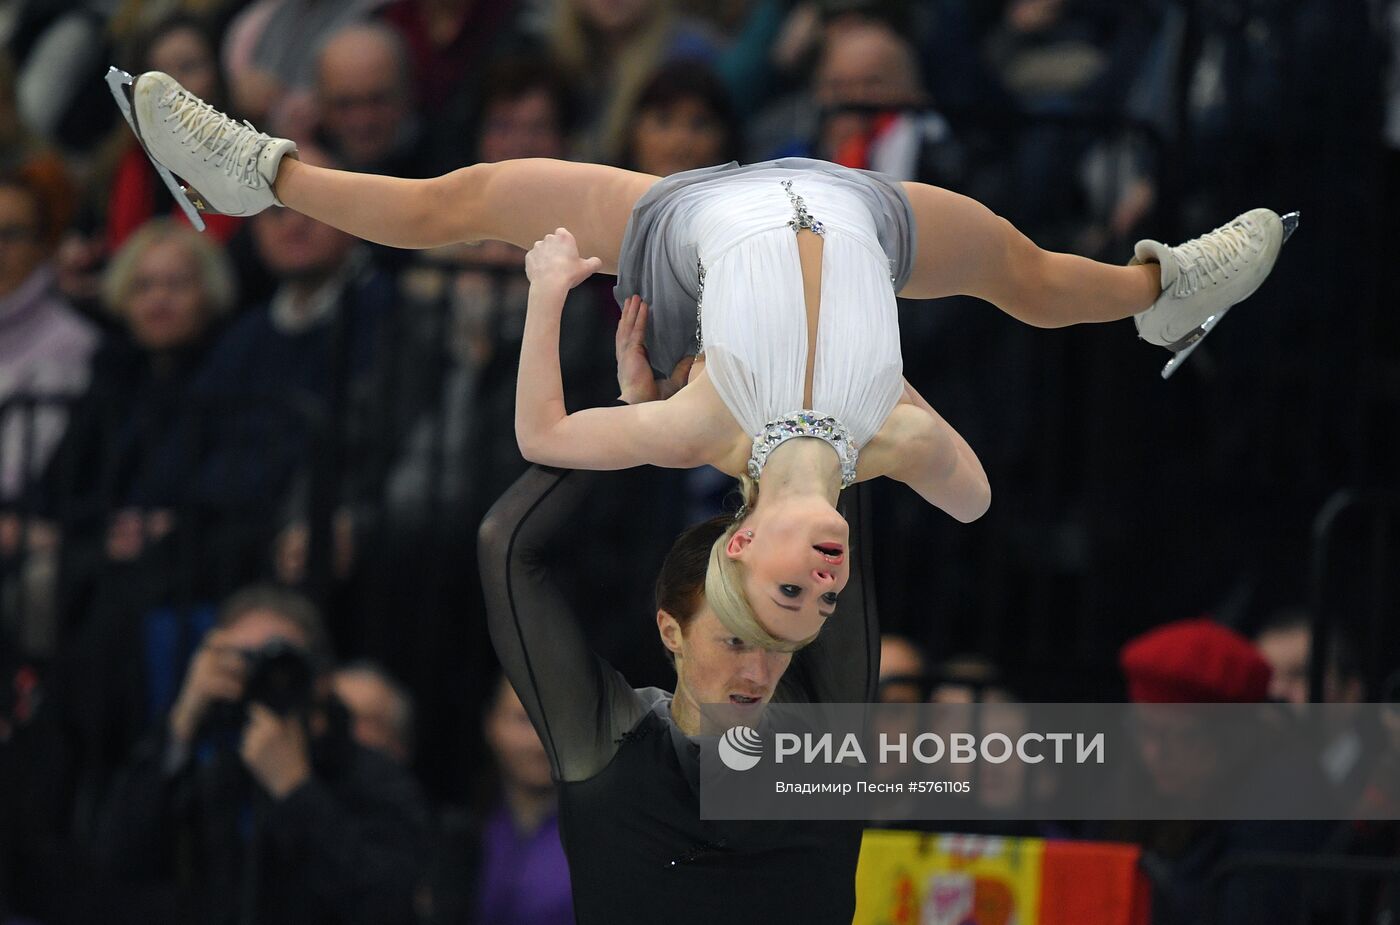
516,229,723,470
273,158,657,271
875,381,990,523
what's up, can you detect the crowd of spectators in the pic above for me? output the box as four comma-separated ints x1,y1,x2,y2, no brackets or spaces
1,0,1397,922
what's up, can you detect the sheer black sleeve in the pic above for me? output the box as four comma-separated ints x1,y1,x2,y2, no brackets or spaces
775,482,879,704
477,466,649,783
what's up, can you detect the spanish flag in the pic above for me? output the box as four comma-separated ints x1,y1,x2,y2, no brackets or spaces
855,830,1150,925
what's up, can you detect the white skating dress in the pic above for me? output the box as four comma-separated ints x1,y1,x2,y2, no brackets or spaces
614,159,915,485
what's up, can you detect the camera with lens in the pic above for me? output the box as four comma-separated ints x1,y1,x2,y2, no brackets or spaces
241,640,316,717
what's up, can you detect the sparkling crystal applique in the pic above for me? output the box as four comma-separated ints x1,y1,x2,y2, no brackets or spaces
694,257,706,352
781,179,824,235
749,411,858,488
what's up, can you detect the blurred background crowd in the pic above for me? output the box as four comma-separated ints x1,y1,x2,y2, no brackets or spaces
0,0,1398,921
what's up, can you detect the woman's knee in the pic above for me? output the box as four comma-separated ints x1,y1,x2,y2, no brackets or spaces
973,218,1056,324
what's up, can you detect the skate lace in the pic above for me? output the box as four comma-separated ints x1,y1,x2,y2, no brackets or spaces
160,89,267,188
1170,217,1260,297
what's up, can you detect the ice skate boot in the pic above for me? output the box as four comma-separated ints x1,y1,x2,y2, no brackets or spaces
106,67,297,226
1132,209,1300,378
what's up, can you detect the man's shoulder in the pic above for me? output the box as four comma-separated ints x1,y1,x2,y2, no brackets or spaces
633,686,673,711
332,741,429,812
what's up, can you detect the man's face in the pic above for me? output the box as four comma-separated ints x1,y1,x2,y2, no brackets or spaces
1133,705,1221,800
1256,626,1310,704
665,606,793,732
0,186,47,299
878,636,926,704
575,0,653,35
221,608,310,655
333,671,408,763
317,38,408,168
815,24,921,160
816,25,920,109
253,206,355,282
478,90,564,163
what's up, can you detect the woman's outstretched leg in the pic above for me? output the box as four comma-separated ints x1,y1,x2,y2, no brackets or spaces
897,181,1286,342
128,71,655,270
897,182,1160,326
273,158,657,272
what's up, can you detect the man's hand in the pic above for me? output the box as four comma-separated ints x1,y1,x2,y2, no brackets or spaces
661,355,696,400
274,510,355,584
169,629,246,745
241,704,312,799
616,295,659,403
616,296,699,403
524,228,602,292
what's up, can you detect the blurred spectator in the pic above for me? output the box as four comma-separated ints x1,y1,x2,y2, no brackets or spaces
429,673,572,925
1120,617,1272,704
376,0,528,171
365,51,600,532
106,14,243,249
95,584,429,925
0,51,75,233
752,16,972,186
550,0,718,163
223,0,384,137
328,70,611,794
623,59,741,176
676,0,788,118
0,169,98,508
11,0,251,155
0,654,85,923
22,220,234,654
313,23,426,176
1101,616,1329,925
476,674,573,924
814,19,927,170
1254,609,1376,797
876,633,927,703
144,146,391,532
1254,608,1365,706
928,653,1013,704
332,660,415,765
270,58,573,588
378,0,522,112
983,0,1110,111
472,53,573,164
981,0,1163,242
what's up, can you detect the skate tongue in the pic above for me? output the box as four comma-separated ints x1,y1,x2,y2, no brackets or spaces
1133,239,1177,293
258,138,299,206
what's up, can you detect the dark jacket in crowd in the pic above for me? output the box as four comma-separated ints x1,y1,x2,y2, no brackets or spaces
38,333,218,524
133,260,392,515
94,699,429,925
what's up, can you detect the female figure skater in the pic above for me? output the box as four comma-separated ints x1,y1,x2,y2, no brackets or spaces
118,70,1291,649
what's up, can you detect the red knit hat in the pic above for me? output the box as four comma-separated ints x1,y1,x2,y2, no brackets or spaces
1119,617,1273,703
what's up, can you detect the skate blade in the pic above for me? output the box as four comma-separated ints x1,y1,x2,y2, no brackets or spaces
1160,313,1221,379
1158,210,1299,379
105,67,207,232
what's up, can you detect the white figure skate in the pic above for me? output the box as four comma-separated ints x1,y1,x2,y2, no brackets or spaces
105,67,297,226
1132,209,1300,379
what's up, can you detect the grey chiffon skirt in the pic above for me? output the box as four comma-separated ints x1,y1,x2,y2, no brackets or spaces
612,157,917,377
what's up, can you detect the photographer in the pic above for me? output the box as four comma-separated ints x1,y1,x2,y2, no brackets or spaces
94,586,429,925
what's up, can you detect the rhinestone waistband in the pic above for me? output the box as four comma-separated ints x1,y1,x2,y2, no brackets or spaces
748,410,859,489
